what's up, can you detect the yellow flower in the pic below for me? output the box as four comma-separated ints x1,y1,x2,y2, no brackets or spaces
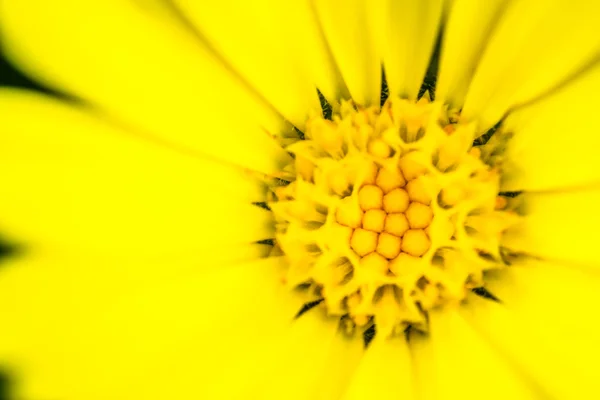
0,0,599,399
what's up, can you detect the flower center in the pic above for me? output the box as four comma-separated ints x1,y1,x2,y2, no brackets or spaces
266,96,520,339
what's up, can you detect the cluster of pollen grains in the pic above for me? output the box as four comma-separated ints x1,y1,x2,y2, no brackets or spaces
267,96,520,338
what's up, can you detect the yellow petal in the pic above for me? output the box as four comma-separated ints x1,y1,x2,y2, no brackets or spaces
256,310,364,400
343,336,416,400
501,63,600,191
0,0,290,172
172,0,345,127
502,188,600,267
411,309,537,400
408,329,437,400
381,0,444,100
436,0,511,108
461,292,600,398
0,254,303,400
483,258,600,336
0,90,273,256
313,0,382,106
461,0,600,132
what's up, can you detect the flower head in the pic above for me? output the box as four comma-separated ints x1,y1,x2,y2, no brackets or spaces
0,0,599,399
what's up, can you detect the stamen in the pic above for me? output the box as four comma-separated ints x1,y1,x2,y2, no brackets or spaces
350,229,378,257
362,209,386,232
401,229,431,257
382,188,410,213
358,185,384,210
405,202,433,229
267,97,519,338
384,213,410,237
375,167,406,192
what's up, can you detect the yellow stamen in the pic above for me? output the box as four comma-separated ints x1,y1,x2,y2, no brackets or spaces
361,161,379,185
406,202,434,229
362,209,386,232
358,184,384,211
360,252,389,275
368,138,392,158
335,197,363,228
406,177,432,205
399,157,427,180
267,96,520,338
384,213,410,237
401,229,431,257
388,252,421,276
375,166,406,193
382,188,410,213
376,232,402,259
350,228,378,257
